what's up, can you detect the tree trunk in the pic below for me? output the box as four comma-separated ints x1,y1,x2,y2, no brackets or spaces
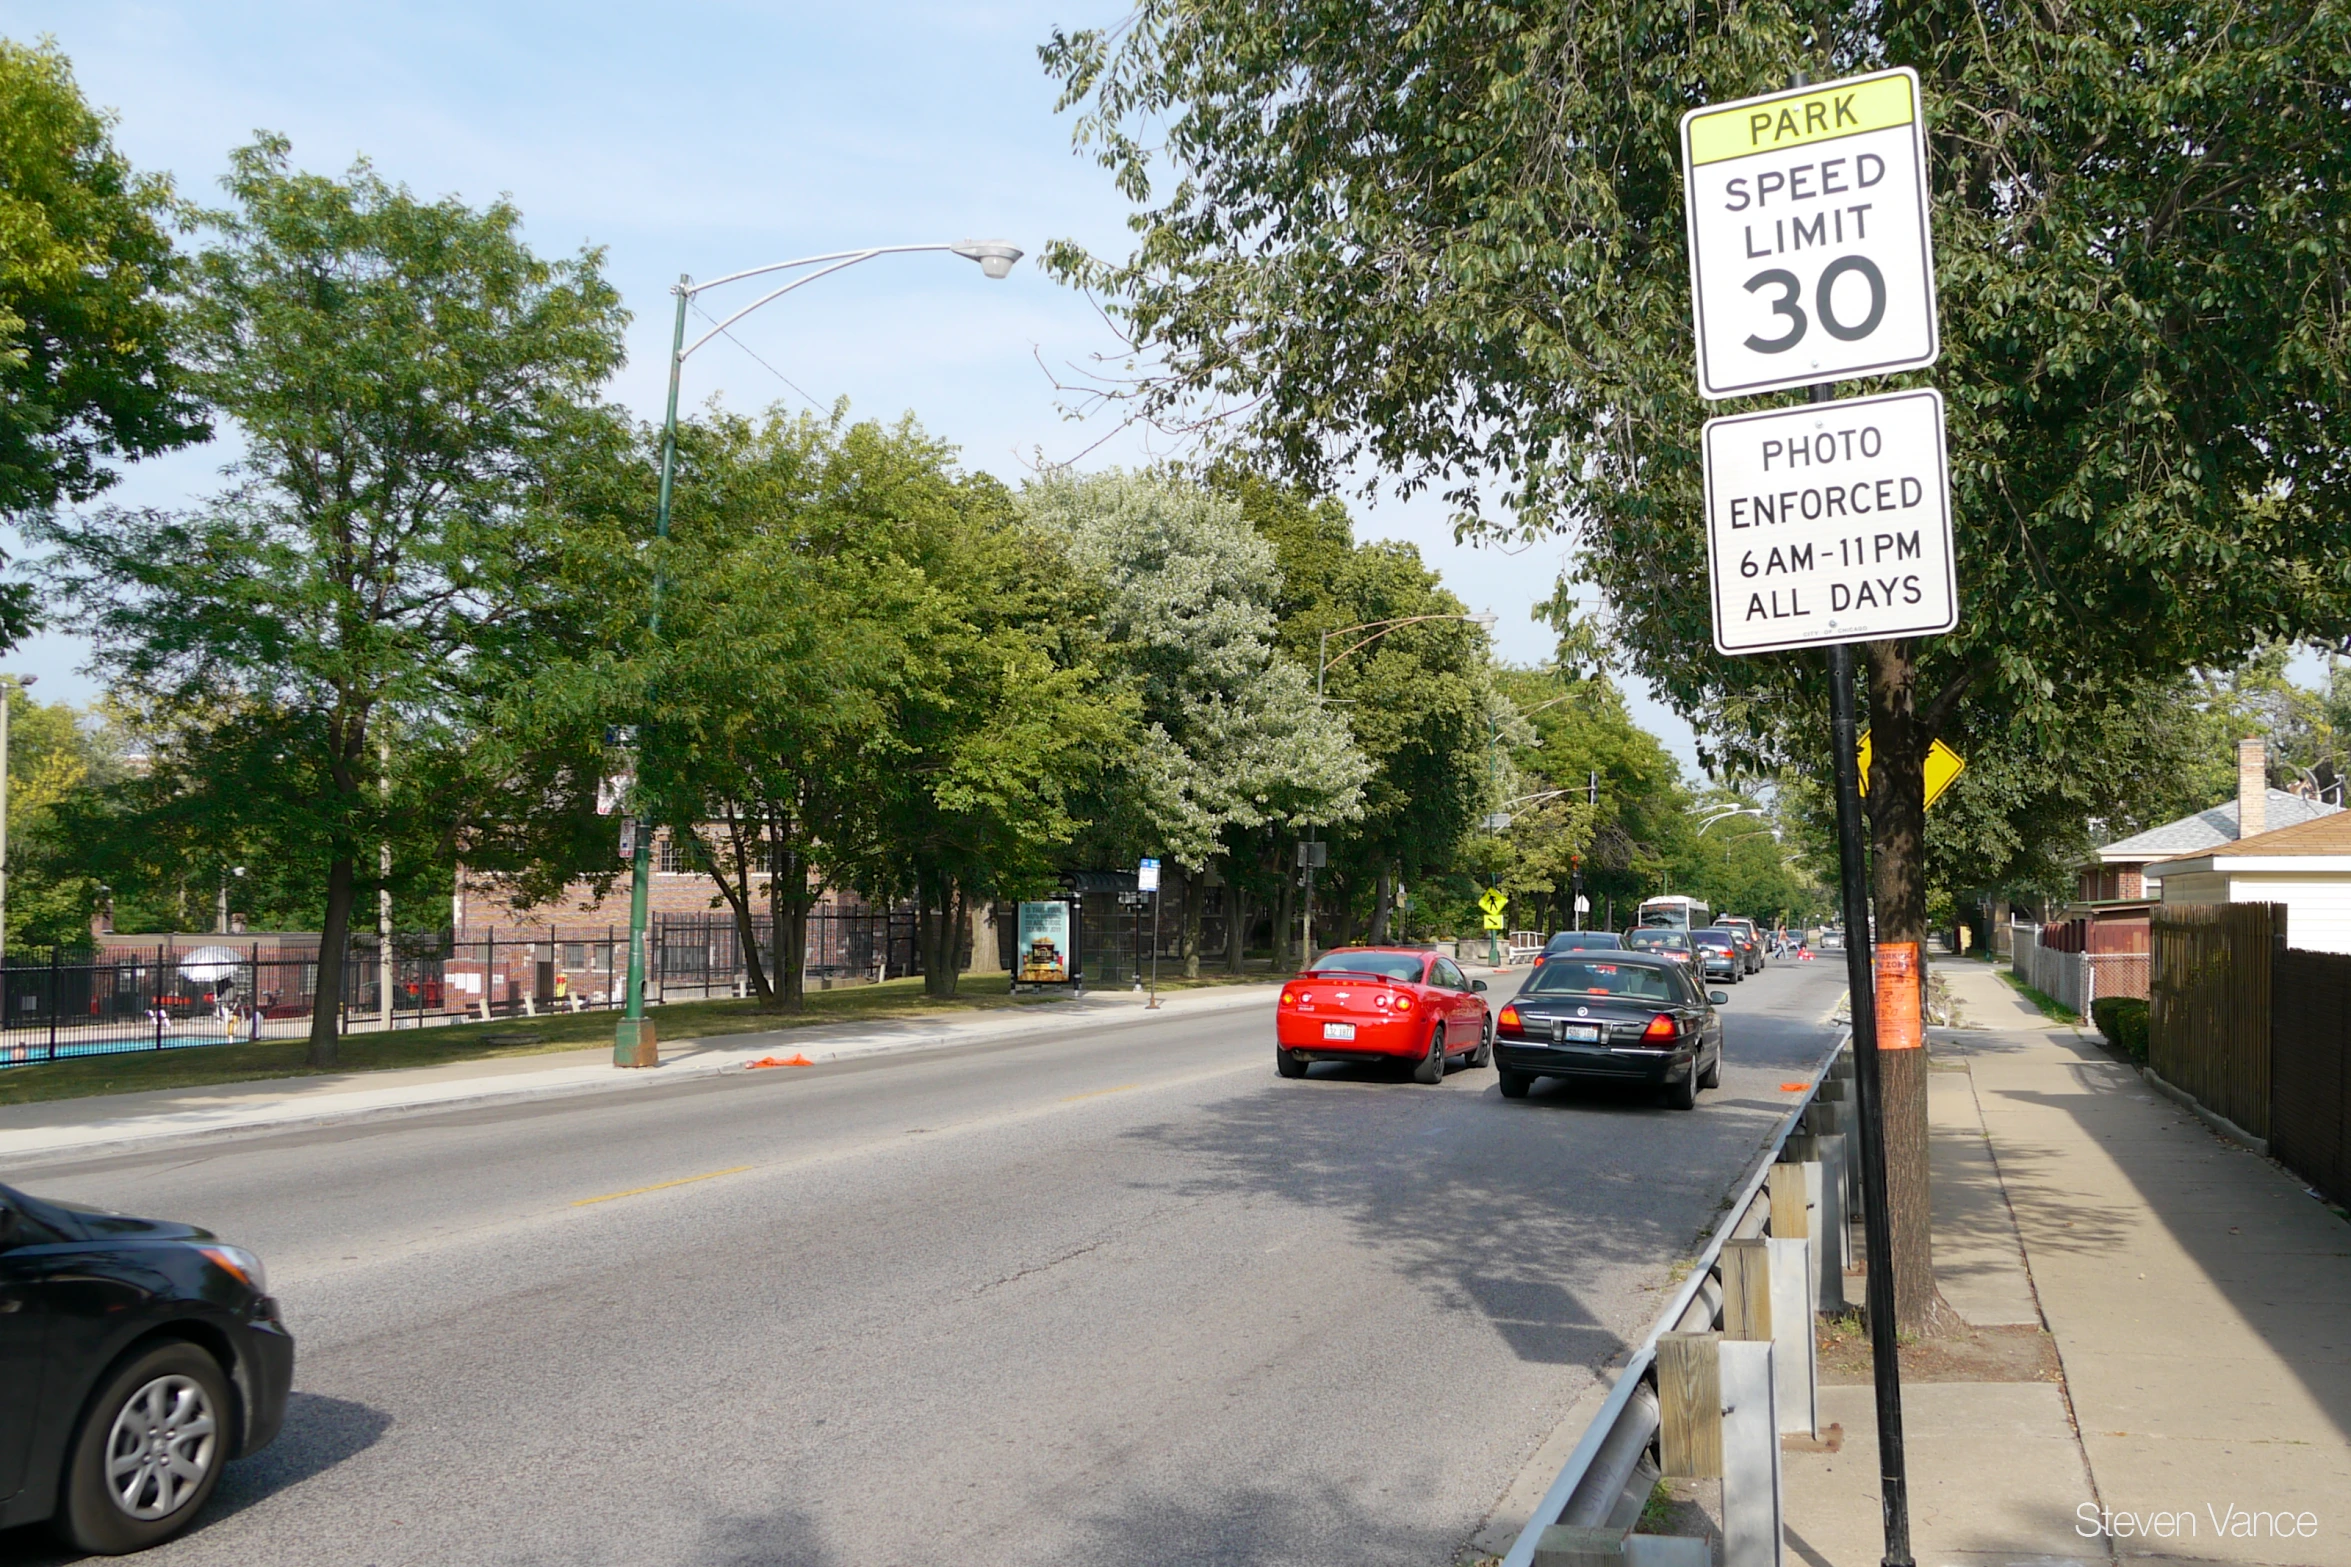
1181,867,1204,979
767,821,808,1013
308,852,355,1068
1225,884,1248,974
922,879,960,998
1272,865,1295,971
704,813,774,1006
1865,638,1954,1337
1369,868,1393,943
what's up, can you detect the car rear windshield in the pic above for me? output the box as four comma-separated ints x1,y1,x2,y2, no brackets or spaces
1625,931,1689,951
1525,961,1681,1000
1305,952,1427,981
1693,930,1735,948
1547,933,1622,950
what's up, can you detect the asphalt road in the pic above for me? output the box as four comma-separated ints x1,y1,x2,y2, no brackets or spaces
3,956,1844,1567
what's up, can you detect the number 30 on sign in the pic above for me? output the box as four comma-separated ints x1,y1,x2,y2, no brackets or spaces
1681,67,1939,399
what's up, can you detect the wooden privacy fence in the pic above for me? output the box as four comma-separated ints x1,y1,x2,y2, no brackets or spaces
2149,903,2283,1141
2272,950,2351,1211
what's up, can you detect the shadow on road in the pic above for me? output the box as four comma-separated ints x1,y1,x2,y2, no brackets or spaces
1122,1058,1790,1367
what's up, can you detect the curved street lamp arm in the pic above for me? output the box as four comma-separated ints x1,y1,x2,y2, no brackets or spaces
1321,612,1498,675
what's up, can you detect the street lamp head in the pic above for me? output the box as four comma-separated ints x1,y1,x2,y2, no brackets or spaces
951,240,1024,280
1469,612,1499,630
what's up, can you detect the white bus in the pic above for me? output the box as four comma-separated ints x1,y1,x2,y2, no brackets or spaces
1635,895,1712,931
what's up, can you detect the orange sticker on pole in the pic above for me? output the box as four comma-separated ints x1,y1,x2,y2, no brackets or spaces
1874,941,1923,1051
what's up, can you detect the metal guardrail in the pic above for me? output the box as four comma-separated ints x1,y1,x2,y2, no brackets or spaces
1499,1032,1853,1562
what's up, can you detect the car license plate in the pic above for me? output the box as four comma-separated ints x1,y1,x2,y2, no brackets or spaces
1557,1022,1603,1042
1322,1022,1356,1041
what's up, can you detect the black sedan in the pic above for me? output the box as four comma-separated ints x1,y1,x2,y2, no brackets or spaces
1491,952,1726,1109
0,1183,293,1553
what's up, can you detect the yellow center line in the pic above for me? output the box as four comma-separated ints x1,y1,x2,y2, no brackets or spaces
1059,1082,1143,1103
572,1165,754,1207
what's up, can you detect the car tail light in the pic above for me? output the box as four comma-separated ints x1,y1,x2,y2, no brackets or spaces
1280,988,1299,1007
1531,954,1547,969
1642,1013,1678,1042
1393,994,1413,1013
1497,1004,1522,1034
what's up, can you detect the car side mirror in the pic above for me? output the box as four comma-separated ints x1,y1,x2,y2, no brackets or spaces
1472,979,1488,992
1709,991,1730,1005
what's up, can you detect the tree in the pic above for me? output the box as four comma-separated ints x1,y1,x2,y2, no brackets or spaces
1024,468,1366,974
34,139,628,1066
0,39,206,647
1226,476,1495,955
1044,0,2351,1332
810,458,1134,999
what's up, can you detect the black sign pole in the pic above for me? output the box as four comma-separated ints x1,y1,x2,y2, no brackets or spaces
1821,395,1915,1567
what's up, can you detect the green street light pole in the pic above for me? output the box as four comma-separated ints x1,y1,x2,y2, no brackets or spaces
612,240,1023,1068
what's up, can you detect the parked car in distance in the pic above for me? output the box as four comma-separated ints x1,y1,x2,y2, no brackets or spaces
1532,931,1623,972
1491,952,1726,1108
1276,947,1493,1084
0,1183,293,1554
1716,916,1764,973
1690,927,1744,983
1623,927,1697,967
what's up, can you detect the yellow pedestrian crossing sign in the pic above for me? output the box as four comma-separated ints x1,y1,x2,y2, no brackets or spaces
1482,913,1508,931
1478,888,1509,917
1856,733,1966,809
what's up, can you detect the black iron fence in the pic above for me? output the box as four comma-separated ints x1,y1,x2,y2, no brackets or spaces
0,902,935,1070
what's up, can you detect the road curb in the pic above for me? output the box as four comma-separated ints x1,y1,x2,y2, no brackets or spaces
0,983,1281,1165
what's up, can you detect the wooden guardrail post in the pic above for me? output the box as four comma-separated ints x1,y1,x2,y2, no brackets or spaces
1720,1238,1771,1341
1656,1331,1722,1480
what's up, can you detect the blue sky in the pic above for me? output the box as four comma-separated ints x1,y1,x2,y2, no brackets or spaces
0,0,1699,761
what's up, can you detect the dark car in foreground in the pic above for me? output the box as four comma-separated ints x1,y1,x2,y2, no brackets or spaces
1491,951,1726,1109
0,1183,293,1554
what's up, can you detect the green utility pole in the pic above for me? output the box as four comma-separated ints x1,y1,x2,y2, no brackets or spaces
614,278,690,1069
1487,709,1502,966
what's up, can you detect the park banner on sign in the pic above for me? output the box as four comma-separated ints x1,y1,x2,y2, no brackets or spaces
1016,901,1073,986
1680,68,1938,399
1701,387,1956,653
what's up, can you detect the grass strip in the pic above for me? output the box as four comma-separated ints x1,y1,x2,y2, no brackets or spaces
0,971,1273,1108
1994,967,2081,1026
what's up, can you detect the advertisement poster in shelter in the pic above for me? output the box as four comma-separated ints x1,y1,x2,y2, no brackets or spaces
1016,901,1074,986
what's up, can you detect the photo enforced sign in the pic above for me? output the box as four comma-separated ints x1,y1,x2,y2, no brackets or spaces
1701,388,1956,654
1681,67,1938,399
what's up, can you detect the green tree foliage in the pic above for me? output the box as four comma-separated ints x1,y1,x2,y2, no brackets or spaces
1225,477,1496,953
0,39,206,645
783,448,1136,999
32,139,629,1064
1025,468,1367,973
1042,0,2351,953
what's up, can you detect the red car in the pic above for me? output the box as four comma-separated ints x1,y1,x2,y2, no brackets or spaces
1275,947,1494,1083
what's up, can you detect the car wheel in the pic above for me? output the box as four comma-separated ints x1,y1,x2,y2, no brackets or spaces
1470,1012,1494,1067
1497,1068,1532,1099
1700,1046,1722,1089
56,1341,232,1556
1413,1024,1447,1085
1276,1046,1307,1079
1664,1067,1699,1111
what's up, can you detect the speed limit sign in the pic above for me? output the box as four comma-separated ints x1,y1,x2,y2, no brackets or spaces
1681,68,1938,399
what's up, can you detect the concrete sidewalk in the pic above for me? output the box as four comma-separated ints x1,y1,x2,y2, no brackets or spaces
1785,960,2351,1565
0,980,1282,1164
